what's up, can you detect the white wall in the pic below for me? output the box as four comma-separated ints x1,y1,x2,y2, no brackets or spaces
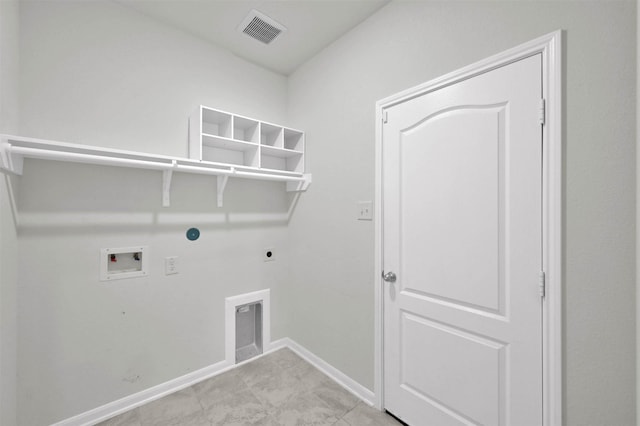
19,0,287,155
0,0,20,425
16,1,291,424
286,1,636,425
0,0,18,131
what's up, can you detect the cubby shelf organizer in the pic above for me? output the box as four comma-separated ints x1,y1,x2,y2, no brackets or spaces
0,132,311,207
189,106,306,176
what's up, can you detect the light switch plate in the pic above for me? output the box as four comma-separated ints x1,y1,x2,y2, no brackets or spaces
357,201,373,220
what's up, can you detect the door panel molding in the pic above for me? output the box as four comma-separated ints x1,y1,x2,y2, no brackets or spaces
374,30,562,426
399,105,506,315
400,102,508,135
400,311,507,425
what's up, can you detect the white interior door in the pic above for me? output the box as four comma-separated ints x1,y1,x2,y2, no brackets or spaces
382,54,543,426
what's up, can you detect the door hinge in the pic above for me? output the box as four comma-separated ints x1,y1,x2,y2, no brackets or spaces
538,99,546,126
539,271,546,299
382,110,388,124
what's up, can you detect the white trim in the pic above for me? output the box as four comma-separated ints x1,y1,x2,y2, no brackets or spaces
276,338,376,406
374,30,563,425
52,338,373,426
540,30,563,426
51,359,233,426
373,89,384,411
225,289,271,365
637,3,640,423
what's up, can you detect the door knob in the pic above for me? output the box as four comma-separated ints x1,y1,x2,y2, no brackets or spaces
382,271,397,283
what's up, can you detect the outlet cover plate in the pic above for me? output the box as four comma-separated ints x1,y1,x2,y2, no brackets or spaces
165,256,179,275
357,201,373,220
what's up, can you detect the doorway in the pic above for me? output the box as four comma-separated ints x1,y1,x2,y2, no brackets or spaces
374,31,562,426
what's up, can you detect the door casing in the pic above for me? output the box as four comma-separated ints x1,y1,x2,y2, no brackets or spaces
374,30,563,426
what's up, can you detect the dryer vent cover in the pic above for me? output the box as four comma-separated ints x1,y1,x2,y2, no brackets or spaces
238,10,286,45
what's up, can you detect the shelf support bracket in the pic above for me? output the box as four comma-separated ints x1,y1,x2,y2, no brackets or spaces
286,173,312,192
0,140,23,176
217,172,231,208
162,161,176,207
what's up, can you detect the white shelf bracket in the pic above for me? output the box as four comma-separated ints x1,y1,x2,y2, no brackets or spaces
0,140,10,174
286,173,312,192
0,140,23,176
162,160,176,207
217,171,231,207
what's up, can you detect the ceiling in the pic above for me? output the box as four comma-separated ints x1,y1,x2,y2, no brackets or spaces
115,0,390,76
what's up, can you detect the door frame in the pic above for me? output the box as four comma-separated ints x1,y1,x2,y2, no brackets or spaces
374,30,563,426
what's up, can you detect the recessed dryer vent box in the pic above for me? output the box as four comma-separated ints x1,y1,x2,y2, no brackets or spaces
100,246,148,281
235,302,263,363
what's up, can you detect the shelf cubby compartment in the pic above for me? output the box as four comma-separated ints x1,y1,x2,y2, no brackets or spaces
284,128,304,151
189,107,233,160
233,116,259,143
202,134,259,168
260,123,283,148
260,145,304,173
202,108,232,138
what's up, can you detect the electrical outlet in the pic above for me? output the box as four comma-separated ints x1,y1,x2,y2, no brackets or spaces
264,248,275,262
357,201,373,220
164,256,179,275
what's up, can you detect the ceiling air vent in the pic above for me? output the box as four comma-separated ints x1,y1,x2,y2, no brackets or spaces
238,10,286,45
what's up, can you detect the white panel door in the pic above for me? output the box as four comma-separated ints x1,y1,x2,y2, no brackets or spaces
383,54,543,426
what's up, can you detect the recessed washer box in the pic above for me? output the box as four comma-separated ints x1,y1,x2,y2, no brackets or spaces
100,246,148,281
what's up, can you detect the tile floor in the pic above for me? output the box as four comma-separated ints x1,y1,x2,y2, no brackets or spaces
97,348,404,426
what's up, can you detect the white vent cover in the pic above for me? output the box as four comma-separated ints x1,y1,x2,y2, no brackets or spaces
238,10,286,45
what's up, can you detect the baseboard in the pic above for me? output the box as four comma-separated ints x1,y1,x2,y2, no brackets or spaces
276,337,375,406
53,338,373,425
50,359,233,426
